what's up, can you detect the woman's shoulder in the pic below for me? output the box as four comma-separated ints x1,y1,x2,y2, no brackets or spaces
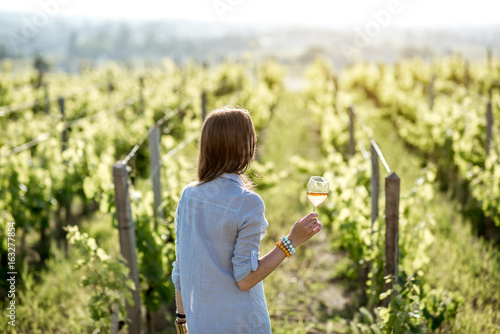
178,180,198,198
239,188,265,211
185,180,199,189
179,177,265,211
237,189,268,227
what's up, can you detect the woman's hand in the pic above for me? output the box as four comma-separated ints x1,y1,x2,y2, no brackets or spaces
174,317,188,334
236,212,322,291
287,212,322,248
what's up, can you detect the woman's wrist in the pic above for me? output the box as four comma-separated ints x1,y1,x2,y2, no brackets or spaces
176,313,186,322
286,234,299,248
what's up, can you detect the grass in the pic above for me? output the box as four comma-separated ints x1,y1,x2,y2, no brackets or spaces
356,100,500,333
5,86,499,334
0,238,94,333
256,90,352,333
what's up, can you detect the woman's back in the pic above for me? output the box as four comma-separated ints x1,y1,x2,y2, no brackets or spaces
172,107,322,333
173,173,272,333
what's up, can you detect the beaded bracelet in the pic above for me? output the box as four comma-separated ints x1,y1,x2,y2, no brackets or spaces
281,236,296,255
276,241,290,257
174,318,188,334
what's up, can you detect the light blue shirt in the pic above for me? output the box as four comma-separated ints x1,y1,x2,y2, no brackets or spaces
172,173,272,334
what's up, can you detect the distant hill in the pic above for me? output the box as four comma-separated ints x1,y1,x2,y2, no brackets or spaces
0,11,499,71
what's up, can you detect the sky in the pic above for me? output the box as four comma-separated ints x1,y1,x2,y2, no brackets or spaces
1,0,499,26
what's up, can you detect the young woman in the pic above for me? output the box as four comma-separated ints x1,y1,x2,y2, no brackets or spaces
172,106,322,333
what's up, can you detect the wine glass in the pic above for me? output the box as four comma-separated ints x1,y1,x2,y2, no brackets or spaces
307,176,329,212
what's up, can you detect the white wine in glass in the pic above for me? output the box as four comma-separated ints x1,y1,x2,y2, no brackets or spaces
307,176,329,212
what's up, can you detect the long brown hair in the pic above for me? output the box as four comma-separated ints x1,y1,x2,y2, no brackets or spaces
197,106,256,185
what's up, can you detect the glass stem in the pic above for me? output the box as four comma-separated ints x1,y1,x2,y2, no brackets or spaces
313,205,316,213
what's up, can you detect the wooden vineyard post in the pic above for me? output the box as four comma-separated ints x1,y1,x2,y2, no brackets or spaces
237,75,243,101
44,84,50,114
487,48,492,71
486,98,493,156
370,142,380,245
110,304,119,334
464,61,470,89
56,95,70,252
58,97,67,152
113,163,142,334
180,67,186,101
238,75,243,92
108,79,115,94
333,76,339,114
429,74,435,111
484,95,494,236
348,105,355,158
383,172,400,307
149,125,163,230
201,90,207,121
139,76,145,114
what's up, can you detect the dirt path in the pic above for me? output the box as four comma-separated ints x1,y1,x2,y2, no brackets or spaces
258,91,351,333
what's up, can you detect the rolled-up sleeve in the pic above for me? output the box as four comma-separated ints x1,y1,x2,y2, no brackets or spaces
172,205,181,293
232,192,268,282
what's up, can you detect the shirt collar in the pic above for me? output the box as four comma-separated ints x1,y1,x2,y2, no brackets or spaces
220,173,244,186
